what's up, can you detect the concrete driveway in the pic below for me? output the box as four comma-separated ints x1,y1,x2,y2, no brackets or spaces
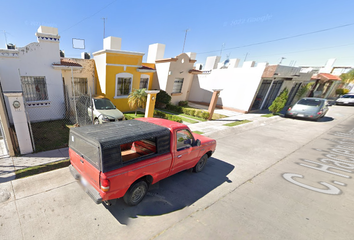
1,105,353,240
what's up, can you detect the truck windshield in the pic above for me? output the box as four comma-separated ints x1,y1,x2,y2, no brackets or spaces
94,98,116,110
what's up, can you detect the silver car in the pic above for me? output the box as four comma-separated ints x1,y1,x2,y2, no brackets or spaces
285,97,330,121
335,94,354,106
77,95,124,124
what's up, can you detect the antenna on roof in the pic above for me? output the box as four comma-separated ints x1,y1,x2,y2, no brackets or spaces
220,43,225,57
102,17,107,39
182,29,190,53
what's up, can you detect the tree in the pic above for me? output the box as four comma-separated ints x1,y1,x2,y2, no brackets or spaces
340,69,354,86
268,88,289,114
128,88,147,116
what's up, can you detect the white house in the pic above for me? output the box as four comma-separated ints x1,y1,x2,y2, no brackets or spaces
0,26,65,123
189,56,313,113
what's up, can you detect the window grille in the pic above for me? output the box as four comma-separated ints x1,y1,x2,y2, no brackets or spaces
117,77,132,96
21,76,48,102
172,78,184,93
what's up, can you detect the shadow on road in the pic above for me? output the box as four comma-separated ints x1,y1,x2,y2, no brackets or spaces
104,157,234,225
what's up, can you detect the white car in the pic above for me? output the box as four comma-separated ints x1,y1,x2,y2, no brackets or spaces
335,94,354,106
77,95,124,124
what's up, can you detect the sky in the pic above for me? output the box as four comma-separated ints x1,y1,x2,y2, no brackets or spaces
0,0,353,68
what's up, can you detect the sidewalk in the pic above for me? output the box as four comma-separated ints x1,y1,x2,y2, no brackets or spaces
0,105,280,184
0,148,69,183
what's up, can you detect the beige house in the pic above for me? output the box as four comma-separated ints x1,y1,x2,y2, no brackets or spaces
148,44,200,105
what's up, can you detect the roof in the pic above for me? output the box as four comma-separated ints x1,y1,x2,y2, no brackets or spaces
311,73,341,81
70,119,170,149
189,69,203,74
52,58,82,68
137,65,156,72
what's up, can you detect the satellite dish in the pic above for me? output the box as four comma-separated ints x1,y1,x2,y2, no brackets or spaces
221,58,230,69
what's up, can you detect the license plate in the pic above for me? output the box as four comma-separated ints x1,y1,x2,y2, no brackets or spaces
80,176,88,187
297,114,304,117
344,102,349,104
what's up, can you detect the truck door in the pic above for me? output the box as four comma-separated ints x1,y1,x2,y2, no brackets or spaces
170,128,200,175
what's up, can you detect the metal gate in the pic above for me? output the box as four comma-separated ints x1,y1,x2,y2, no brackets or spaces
286,82,302,106
262,80,284,109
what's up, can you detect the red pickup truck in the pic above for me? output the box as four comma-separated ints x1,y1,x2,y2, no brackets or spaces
69,118,216,206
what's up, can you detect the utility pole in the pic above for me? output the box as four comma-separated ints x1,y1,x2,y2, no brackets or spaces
220,43,225,57
244,52,249,62
182,29,190,53
102,18,107,39
3,30,8,46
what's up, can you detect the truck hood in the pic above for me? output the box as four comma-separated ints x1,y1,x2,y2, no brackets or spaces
193,133,216,145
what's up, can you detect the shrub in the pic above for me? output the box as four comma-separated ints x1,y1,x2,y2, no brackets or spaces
154,110,166,118
268,88,289,114
156,90,171,105
166,103,183,113
167,115,183,123
336,88,350,95
194,110,202,117
182,108,190,115
178,101,189,107
189,109,196,116
201,111,210,120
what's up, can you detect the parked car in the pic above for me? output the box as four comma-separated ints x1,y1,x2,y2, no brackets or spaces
77,95,124,124
285,97,330,121
69,118,216,206
335,94,354,106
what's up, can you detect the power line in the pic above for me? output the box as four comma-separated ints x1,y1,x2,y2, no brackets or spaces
62,1,117,33
197,23,354,55
251,43,354,58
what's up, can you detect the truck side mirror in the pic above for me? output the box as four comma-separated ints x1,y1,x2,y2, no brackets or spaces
194,139,201,147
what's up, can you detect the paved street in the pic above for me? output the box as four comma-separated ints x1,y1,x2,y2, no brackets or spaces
1,105,354,240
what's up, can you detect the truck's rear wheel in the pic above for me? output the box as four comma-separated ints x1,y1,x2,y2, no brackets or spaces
193,154,208,173
123,180,148,206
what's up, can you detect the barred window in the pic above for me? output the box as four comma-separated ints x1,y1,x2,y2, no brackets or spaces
172,78,184,93
72,78,88,95
117,77,132,96
140,78,149,89
21,76,48,102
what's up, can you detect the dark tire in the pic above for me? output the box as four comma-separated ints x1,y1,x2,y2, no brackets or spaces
123,180,148,206
193,154,208,173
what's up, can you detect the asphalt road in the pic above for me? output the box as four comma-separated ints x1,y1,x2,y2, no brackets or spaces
1,105,354,240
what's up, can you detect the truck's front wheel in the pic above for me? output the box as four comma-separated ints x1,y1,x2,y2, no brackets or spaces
123,180,148,206
193,154,208,173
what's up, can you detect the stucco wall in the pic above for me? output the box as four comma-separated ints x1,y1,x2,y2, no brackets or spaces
155,53,195,105
0,39,65,123
189,64,267,112
94,50,154,112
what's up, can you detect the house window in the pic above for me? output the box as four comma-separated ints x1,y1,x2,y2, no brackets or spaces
140,74,149,89
172,78,184,93
72,78,88,95
21,76,48,102
115,73,133,97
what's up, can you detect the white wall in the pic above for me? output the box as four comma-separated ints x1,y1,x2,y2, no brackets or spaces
0,30,65,123
93,53,107,94
189,64,267,112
